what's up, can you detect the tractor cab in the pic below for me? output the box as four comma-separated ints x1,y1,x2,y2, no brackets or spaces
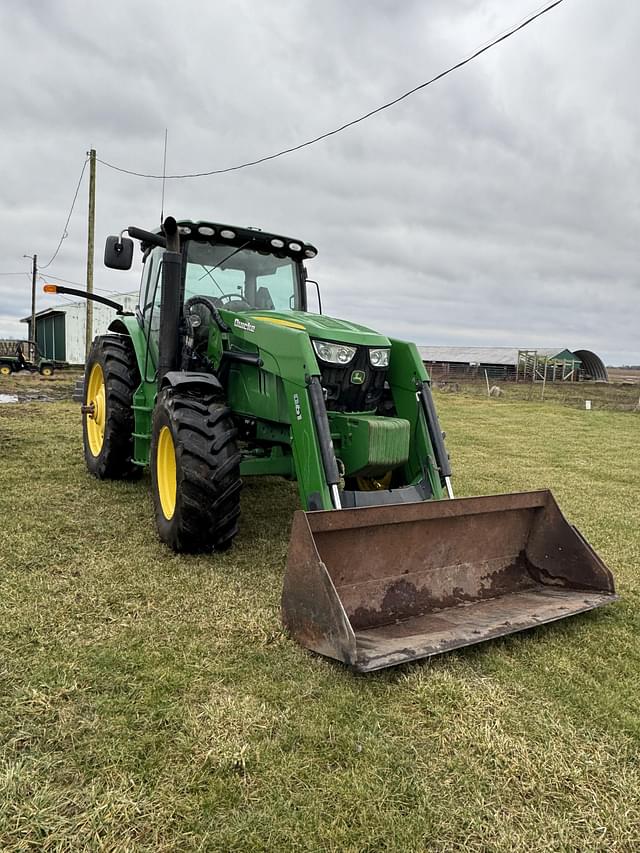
127,221,319,375
136,220,315,314
183,238,305,313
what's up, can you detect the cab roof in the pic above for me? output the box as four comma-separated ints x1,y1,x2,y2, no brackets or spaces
145,220,318,262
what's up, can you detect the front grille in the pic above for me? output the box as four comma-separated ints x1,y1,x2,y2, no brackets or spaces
319,346,386,412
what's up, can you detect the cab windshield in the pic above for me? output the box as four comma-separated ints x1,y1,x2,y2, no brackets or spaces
185,241,303,312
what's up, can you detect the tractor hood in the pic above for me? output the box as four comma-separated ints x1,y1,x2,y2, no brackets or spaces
247,310,390,347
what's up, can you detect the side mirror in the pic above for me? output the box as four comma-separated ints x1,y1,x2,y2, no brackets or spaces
104,235,134,270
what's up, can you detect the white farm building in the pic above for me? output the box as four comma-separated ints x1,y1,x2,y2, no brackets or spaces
22,292,137,365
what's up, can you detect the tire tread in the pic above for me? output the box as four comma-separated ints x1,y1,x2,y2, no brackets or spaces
83,334,140,480
151,387,242,553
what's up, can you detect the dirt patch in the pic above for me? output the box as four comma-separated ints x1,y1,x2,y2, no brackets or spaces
0,369,81,403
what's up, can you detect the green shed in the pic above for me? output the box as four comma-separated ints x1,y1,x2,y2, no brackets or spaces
27,310,66,361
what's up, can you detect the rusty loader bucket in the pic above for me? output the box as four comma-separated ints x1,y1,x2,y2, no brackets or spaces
281,490,617,672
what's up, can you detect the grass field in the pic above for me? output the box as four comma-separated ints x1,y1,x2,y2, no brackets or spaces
434,377,640,411
0,390,639,851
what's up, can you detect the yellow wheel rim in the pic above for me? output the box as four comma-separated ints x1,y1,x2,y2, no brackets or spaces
0,366,11,376
86,363,106,457
157,426,177,520
41,367,52,376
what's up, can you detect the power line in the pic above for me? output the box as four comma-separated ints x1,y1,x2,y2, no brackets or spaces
97,0,564,181
40,157,89,269
38,272,86,287
0,271,30,276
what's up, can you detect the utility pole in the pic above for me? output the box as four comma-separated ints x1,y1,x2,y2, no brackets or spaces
23,253,37,360
30,255,37,359
85,148,96,360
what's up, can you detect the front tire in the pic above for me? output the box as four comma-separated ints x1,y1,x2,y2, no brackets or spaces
83,335,141,479
150,387,242,553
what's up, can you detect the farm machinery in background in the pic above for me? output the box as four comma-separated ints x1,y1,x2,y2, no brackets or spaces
0,340,54,376
47,216,617,672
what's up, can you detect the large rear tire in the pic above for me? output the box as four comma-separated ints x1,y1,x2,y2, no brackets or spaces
150,387,242,553
83,335,141,479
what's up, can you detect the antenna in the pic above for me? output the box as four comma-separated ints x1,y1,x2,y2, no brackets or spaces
160,128,168,224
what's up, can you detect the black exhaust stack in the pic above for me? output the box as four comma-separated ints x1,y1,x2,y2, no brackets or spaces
158,217,182,383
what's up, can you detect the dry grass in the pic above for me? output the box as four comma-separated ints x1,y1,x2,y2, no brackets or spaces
0,393,638,851
436,377,640,411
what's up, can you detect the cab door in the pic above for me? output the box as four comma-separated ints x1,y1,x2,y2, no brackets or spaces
137,247,164,380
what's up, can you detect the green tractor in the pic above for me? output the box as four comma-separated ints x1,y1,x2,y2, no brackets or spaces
52,217,617,671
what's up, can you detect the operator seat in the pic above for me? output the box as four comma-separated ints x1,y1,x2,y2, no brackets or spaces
255,286,275,310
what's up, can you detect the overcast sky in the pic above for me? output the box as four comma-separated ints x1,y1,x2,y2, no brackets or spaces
0,0,638,364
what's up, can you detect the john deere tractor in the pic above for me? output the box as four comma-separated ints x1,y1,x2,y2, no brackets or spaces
51,216,617,672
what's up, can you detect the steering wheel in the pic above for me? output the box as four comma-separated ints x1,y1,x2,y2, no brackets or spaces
184,295,232,334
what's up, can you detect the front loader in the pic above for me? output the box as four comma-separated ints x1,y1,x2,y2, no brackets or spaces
50,216,617,672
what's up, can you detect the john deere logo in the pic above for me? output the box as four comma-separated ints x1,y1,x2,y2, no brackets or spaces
351,369,366,385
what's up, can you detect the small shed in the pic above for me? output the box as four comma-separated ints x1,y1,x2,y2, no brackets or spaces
22,292,137,364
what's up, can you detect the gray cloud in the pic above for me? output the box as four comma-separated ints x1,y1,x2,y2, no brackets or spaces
0,0,638,364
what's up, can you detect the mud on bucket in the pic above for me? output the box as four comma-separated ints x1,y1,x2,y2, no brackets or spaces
281,490,617,672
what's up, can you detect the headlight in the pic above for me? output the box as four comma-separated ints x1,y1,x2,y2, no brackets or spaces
312,340,357,365
369,348,390,368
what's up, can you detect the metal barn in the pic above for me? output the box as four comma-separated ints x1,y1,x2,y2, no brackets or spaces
419,346,608,383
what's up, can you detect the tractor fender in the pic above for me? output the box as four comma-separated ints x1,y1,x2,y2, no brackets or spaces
160,371,224,395
108,317,147,373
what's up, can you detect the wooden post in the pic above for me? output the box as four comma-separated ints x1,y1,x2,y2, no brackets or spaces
85,148,96,360
30,254,37,360
541,359,548,400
